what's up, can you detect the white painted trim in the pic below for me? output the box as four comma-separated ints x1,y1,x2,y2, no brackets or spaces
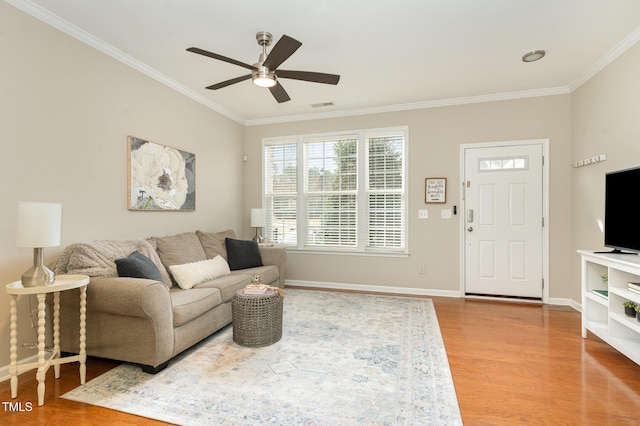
7,0,638,126
551,298,581,312
459,139,550,303
568,26,640,91
4,0,245,125
285,280,579,309
464,294,578,308
244,87,570,126
0,354,38,383
286,249,410,258
262,126,410,254
0,284,581,385
543,141,551,304
285,279,462,298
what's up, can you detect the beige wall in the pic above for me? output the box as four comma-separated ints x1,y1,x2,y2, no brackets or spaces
244,95,574,298
0,4,244,369
572,42,640,297
2,0,638,376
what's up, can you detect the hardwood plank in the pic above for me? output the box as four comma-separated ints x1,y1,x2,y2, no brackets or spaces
433,297,640,425
1,294,639,425
0,358,164,425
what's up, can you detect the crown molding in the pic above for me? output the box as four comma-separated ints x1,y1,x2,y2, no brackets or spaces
5,0,246,125
7,0,640,127
568,25,640,91
243,87,570,126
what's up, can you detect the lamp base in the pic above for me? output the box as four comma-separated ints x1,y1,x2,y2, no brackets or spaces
21,247,55,287
21,265,55,287
252,227,264,243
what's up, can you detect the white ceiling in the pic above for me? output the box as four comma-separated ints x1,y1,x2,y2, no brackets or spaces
8,0,640,125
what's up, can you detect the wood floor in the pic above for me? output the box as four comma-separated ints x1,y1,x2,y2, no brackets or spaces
2,294,640,425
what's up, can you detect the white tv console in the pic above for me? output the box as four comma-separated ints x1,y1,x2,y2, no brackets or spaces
579,250,640,366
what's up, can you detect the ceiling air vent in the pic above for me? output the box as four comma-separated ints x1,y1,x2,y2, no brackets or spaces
311,102,335,108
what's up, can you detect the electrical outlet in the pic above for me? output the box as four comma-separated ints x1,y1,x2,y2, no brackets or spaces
418,264,425,274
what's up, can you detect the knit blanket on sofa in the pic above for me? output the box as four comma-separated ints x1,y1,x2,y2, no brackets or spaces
51,239,172,287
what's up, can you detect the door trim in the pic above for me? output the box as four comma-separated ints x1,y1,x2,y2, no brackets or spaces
459,139,550,304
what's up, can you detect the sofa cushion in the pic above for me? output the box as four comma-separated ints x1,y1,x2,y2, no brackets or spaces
170,287,222,327
169,256,231,290
152,232,207,280
115,251,164,283
230,265,280,287
194,273,253,303
225,238,263,271
196,229,236,260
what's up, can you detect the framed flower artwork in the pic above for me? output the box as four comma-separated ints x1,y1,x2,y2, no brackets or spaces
127,136,195,211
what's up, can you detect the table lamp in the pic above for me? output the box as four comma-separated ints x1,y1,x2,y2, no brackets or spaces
16,202,62,287
251,208,265,243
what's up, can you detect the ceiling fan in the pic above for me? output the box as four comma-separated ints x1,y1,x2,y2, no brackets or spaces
187,32,340,103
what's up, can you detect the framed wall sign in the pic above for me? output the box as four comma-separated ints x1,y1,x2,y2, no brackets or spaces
425,178,446,203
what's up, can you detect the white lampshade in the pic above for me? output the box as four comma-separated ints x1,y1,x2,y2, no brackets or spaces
16,202,62,248
251,208,265,228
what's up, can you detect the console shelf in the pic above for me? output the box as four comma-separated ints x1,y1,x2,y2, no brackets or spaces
579,250,640,366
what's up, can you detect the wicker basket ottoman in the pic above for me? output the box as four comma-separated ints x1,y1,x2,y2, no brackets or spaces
232,289,283,347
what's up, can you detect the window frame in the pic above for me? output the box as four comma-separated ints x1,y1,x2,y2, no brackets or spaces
262,126,409,256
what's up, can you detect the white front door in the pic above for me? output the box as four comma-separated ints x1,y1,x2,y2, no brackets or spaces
463,143,544,299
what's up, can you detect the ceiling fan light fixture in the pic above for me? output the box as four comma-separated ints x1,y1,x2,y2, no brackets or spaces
253,75,277,88
252,65,277,87
522,50,546,63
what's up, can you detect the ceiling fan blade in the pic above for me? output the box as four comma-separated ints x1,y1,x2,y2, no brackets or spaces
269,82,291,103
206,74,252,90
262,35,302,70
187,47,255,71
276,70,340,85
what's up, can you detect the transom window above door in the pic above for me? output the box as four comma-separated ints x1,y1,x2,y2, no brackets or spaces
478,156,529,171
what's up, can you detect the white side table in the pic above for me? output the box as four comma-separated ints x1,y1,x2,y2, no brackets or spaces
6,274,90,406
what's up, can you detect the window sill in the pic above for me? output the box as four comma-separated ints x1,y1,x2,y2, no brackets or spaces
285,247,409,258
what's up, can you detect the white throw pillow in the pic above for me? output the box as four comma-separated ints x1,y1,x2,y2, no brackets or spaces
169,255,231,289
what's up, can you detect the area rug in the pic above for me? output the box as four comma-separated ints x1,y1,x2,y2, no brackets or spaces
62,290,462,425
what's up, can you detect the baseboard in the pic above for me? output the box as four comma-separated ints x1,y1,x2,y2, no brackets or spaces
285,279,582,311
285,279,463,298
551,297,581,312
0,285,580,384
0,354,38,383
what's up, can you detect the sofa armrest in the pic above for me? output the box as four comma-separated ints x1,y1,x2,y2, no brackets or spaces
58,276,172,319
259,246,287,288
54,276,174,368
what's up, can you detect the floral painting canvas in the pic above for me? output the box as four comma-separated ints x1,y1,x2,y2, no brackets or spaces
128,136,195,211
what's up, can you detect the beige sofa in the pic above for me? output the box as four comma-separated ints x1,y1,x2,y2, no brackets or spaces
50,230,286,373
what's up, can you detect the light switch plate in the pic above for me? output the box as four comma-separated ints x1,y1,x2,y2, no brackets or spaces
418,209,428,219
441,209,452,219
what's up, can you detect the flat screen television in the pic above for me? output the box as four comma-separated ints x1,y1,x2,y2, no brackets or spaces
604,166,640,254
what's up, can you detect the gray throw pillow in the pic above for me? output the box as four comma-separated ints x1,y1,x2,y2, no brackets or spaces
115,251,164,282
225,238,263,271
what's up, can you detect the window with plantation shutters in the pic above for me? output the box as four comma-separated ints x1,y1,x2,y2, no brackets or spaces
304,135,358,248
367,134,405,249
264,141,298,245
263,127,408,254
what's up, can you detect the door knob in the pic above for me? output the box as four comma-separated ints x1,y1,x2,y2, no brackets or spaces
467,226,473,232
